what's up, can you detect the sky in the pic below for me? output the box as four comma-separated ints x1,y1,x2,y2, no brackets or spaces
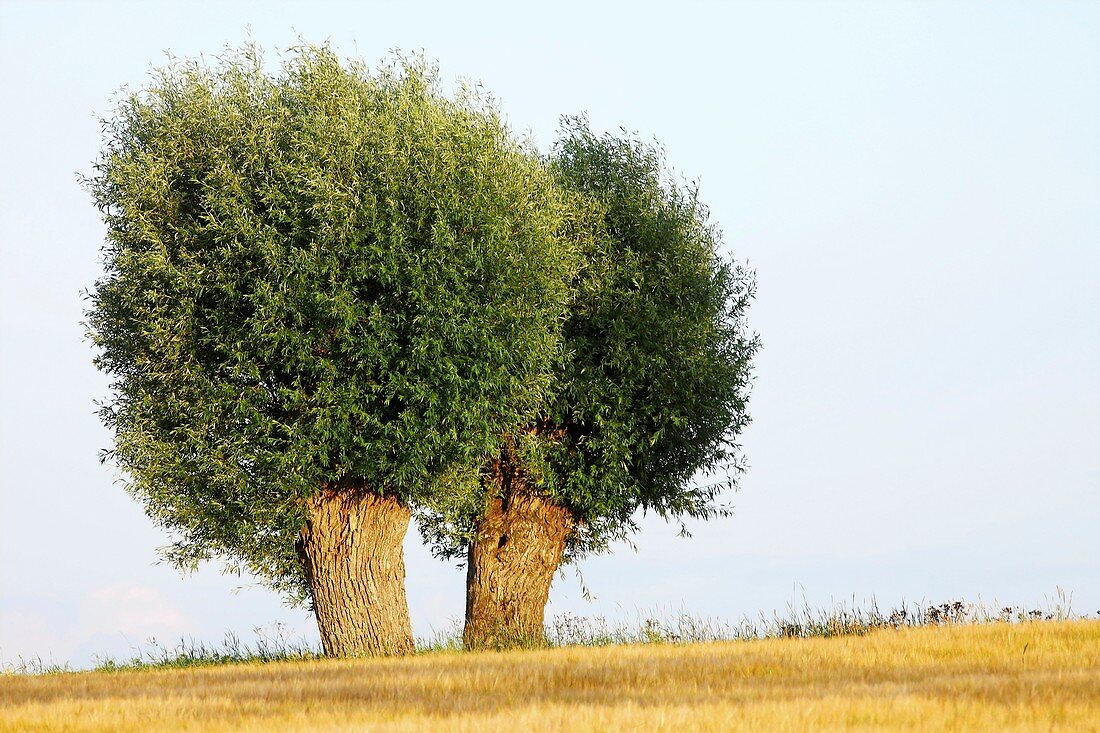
1,0,1097,668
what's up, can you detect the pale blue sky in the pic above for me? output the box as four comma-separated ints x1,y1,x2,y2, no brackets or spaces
1,0,1097,667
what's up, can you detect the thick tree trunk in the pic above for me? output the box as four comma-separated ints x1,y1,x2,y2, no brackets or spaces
298,484,415,657
464,450,573,651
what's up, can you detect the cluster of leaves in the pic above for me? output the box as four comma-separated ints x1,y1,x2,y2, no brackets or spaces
546,118,758,556
420,117,759,561
86,46,578,601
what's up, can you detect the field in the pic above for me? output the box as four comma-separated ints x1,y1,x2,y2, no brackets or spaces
2,621,1098,732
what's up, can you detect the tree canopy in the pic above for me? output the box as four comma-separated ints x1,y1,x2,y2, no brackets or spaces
547,118,758,555
86,46,578,603
422,117,758,564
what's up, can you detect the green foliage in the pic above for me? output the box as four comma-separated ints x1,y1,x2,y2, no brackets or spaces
85,45,577,602
421,116,758,562
546,117,758,555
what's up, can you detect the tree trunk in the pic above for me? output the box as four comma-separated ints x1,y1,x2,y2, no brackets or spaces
298,484,415,657
464,450,574,651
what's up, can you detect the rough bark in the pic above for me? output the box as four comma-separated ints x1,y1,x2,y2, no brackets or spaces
298,484,415,657
464,447,574,650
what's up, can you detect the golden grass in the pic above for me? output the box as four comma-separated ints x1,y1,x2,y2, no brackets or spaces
2,621,1097,732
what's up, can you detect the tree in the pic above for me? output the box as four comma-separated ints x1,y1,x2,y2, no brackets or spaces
85,46,577,657
422,117,759,650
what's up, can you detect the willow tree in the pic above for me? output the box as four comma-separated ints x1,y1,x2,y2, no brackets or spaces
422,118,758,650
85,46,576,657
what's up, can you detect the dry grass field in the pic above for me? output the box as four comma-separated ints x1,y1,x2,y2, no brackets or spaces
2,621,1098,732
